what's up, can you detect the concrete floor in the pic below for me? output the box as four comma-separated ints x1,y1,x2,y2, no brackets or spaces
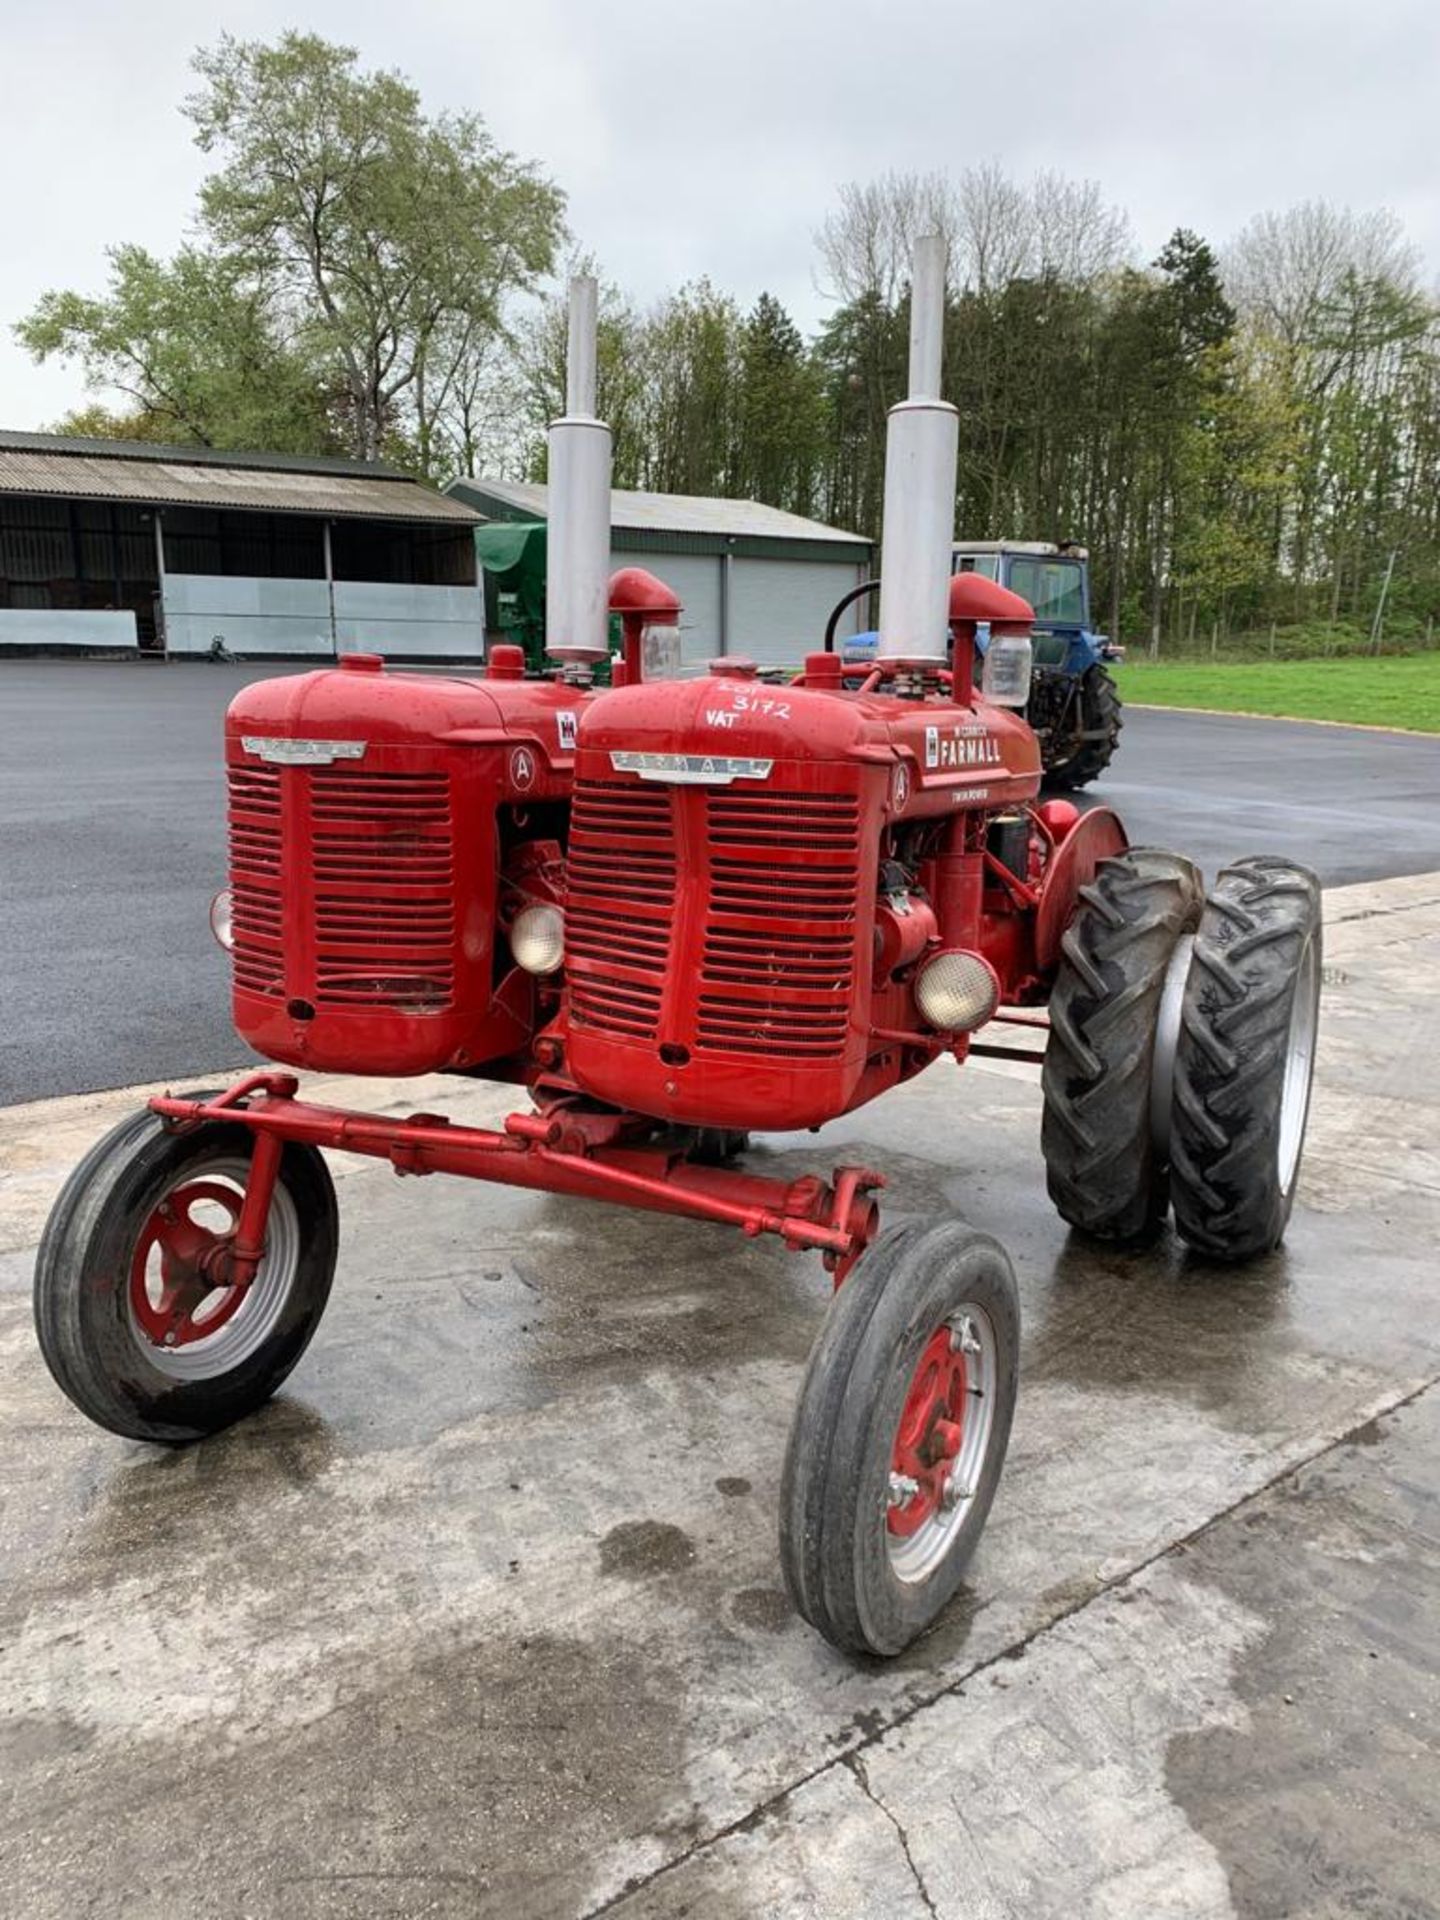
2,870,1438,1919
3,658,1440,1103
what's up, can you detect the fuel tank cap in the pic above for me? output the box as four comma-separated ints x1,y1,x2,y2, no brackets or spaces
707,657,758,677
338,652,385,673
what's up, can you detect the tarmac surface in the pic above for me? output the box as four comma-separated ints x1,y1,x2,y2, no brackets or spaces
2,868,1439,1919
2,657,1440,1104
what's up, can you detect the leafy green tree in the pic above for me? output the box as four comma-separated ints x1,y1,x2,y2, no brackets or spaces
186,32,565,466
734,294,825,514
17,243,336,451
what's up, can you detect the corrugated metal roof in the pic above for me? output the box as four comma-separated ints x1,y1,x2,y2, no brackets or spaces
0,432,479,524
450,476,865,545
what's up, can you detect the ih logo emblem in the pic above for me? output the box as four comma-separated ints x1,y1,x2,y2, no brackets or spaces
925,726,1002,772
557,711,578,752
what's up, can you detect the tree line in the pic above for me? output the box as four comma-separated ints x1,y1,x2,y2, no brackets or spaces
16,37,1440,649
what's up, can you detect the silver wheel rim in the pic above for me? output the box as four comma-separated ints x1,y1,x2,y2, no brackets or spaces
127,1155,301,1381
1277,937,1319,1196
885,1302,999,1585
1150,932,1194,1160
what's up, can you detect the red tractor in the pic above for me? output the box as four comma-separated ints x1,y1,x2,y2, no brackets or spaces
33,249,1322,1657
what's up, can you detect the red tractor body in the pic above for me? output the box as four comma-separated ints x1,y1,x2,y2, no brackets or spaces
226,653,588,1079
223,636,1093,1137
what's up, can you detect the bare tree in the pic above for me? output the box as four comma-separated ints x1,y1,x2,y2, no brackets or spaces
1224,202,1420,348
815,171,960,304
1029,171,1132,284
953,161,1034,293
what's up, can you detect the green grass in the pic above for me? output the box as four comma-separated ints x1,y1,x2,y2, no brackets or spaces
1113,653,1440,733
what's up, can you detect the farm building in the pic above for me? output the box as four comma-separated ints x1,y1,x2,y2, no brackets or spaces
0,430,483,659
448,477,874,667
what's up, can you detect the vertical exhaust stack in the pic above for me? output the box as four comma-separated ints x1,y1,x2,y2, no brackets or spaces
545,275,612,665
877,235,959,663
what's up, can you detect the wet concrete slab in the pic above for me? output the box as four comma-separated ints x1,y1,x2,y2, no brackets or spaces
1,872,1438,1919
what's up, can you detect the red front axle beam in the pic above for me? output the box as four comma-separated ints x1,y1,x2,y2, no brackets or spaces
149,1074,883,1282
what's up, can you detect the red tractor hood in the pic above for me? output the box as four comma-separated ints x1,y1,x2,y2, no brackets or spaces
576,674,1041,817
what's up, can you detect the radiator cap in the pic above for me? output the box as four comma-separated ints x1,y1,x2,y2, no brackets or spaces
707,657,758,677
338,652,385,673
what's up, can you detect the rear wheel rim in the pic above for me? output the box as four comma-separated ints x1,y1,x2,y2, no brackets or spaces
1277,937,1319,1196
127,1155,300,1381
885,1302,998,1584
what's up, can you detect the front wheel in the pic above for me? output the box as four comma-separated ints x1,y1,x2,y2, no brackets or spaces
779,1220,1020,1657
34,1107,338,1442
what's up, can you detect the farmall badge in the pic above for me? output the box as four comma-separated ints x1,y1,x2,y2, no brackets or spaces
924,725,1002,772
610,751,773,786
557,711,579,752
241,737,367,766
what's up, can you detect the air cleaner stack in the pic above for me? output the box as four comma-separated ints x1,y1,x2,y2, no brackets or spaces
877,234,959,664
545,275,612,664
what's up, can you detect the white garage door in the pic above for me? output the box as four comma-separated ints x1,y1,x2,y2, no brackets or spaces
729,559,866,668
613,550,722,666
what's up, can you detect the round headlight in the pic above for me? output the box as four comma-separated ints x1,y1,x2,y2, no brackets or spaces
511,903,565,975
209,887,235,952
915,949,1000,1032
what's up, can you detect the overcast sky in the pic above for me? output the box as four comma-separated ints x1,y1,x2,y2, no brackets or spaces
0,0,1436,429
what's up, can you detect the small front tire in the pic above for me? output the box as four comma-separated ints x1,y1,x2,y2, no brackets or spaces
34,1107,338,1442
779,1220,1020,1658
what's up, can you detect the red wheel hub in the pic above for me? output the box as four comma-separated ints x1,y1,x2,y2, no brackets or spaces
128,1179,249,1350
887,1327,969,1537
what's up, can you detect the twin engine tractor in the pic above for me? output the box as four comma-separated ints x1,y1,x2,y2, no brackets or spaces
34,246,1323,1658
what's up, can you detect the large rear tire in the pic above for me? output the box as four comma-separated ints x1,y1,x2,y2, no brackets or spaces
779,1220,1019,1658
1169,858,1322,1261
1042,848,1204,1242
34,1106,338,1442
1045,664,1123,791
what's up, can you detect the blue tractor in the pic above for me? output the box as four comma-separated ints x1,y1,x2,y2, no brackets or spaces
952,541,1124,789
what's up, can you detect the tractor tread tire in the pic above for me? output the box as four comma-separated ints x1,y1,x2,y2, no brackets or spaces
1169,856,1322,1261
1042,847,1203,1242
779,1219,1019,1658
1046,665,1123,791
34,1105,338,1443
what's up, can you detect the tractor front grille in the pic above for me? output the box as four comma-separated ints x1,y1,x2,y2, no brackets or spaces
227,763,458,1012
309,768,455,1010
564,776,861,1061
565,780,677,1040
696,791,859,1059
228,766,284,998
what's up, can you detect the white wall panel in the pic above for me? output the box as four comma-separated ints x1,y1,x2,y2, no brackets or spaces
162,575,331,656
0,609,138,649
728,560,866,667
334,580,485,660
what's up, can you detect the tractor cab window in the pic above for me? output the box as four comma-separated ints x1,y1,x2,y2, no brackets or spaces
953,551,1000,581
1006,558,1084,625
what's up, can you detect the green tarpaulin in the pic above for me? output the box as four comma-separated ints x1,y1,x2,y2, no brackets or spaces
475,522,546,656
